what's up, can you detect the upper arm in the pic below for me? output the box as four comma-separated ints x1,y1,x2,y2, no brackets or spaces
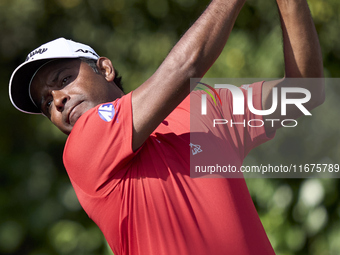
127,0,246,151
262,78,325,135
131,57,194,151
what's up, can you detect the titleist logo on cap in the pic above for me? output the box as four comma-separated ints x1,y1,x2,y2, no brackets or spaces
25,48,48,62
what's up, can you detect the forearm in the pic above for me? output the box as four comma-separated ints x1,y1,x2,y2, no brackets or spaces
277,0,323,78
145,0,246,113
263,0,325,134
164,0,246,80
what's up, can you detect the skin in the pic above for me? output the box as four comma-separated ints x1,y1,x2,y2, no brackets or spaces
31,0,324,152
32,0,247,151
30,57,124,135
262,0,324,133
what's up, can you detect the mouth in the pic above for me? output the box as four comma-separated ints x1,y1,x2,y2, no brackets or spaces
67,101,83,125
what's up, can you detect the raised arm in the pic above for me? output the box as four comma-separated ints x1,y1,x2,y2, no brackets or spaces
131,0,246,150
263,0,325,134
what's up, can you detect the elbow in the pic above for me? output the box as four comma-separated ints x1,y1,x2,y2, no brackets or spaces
286,60,324,79
165,46,201,79
302,64,325,108
308,59,324,78
178,48,208,79
310,66,324,79
167,41,216,80
306,61,324,79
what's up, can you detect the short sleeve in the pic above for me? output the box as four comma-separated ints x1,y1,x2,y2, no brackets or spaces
63,92,135,196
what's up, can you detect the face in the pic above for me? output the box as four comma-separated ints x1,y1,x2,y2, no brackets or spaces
30,58,123,134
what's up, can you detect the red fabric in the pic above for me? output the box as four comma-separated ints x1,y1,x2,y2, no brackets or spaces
63,82,276,255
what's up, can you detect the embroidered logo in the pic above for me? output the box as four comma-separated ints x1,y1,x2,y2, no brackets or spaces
98,103,115,122
76,49,99,58
240,84,250,90
190,143,202,155
25,48,48,61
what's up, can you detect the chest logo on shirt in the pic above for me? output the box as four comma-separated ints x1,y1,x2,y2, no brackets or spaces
98,103,115,122
190,143,202,155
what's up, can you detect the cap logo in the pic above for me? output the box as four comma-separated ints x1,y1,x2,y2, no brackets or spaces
75,49,99,58
25,48,48,61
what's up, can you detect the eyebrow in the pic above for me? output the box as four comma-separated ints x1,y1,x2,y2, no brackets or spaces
51,67,70,84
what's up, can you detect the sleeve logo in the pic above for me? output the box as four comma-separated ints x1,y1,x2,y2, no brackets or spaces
98,103,115,122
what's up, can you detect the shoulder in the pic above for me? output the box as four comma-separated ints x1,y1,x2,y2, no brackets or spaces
63,92,134,169
62,92,136,195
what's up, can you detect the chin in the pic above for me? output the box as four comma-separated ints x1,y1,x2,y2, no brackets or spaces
59,125,72,136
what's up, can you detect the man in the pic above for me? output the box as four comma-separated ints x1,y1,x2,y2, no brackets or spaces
9,0,324,254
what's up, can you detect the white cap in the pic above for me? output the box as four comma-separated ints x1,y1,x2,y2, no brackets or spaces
9,38,99,114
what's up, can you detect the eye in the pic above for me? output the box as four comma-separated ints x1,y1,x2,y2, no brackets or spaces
46,100,52,111
62,76,71,85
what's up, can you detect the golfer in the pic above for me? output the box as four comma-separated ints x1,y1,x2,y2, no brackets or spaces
9,0,324,254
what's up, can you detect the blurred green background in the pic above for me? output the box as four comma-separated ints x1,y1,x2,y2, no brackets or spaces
0,0,339,254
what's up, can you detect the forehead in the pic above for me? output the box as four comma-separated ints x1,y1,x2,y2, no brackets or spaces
31,59,80,89
35,58,81,80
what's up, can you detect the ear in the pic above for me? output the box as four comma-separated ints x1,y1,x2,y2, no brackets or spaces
96,57,115,82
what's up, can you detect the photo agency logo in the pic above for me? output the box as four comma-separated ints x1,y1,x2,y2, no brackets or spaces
195,81,312,128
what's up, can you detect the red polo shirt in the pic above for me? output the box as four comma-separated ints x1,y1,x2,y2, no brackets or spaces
63,82,276,255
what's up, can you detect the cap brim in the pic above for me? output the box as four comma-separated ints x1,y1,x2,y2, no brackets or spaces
9,56,90,114
10,59,54,114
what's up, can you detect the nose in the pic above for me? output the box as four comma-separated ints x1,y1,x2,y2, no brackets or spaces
51,90,69,112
